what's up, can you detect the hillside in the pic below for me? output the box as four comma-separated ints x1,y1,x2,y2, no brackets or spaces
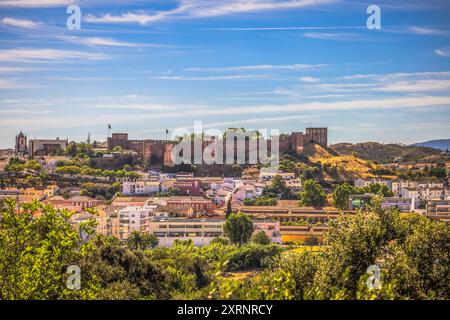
413,139,450,151
329,142,441,164
306,143,395,181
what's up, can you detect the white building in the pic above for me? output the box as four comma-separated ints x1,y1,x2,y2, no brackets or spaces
148,217,282,246
354,178,392,190
254,220,282,244
118,205,156,240
259,171,296,181
401,187,446,208
122,181,161,195
149,217,224,246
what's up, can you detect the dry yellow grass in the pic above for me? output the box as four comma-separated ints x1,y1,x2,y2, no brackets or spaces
307,144,396,180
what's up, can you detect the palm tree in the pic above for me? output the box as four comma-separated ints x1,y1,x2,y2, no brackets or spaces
127,231,144,250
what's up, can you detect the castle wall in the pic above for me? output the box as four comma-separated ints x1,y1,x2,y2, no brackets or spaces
107,128,327,166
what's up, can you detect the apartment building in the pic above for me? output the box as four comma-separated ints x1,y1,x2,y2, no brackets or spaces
148,217,224,246
426,199,450,222
118,205,157,240
401,187,446,208
354,178,393,190
122,181,161,195
148,216,282,246
348,194,414,212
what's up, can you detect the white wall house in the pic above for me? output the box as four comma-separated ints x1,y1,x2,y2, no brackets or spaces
354,178,393,190
122,181,161,195
259,172,295,181
149,218,224,246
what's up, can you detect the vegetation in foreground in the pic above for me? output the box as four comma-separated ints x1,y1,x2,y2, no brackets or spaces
0,197,448,300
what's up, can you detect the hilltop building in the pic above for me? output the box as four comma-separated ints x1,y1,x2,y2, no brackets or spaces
28,137,68,156
107,127,328,166
15,131,28,155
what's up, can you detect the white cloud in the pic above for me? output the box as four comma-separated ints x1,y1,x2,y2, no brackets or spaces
303,32,363,41
184,64,326,72
57,35,172,48
86,0,337,25
299,76,320,83
90,95,450,115
340,71,450,81
436,46,450,57
0,48,108,63
186,96,450,115
0,66,41,73
0,0,74,7
375,80,450,93
1,17,41,29
149,74,272,81
0,79,33,89
408,26,450,36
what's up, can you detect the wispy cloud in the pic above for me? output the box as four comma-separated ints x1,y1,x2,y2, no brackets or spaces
375,80,450,93
340,71,450,81
299,76,320,83
57,35,171,48
149,74,272,81
0,66,42,73
0,79,34,89
198,26,365,31
86,0,337,25
0,0,74,7
0,48,108,63
184,64,326,72
408,26,450,36
1,17,42,29
303,32,364,41
436,46,450,57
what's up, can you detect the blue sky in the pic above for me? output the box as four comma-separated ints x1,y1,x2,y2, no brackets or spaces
0,0,450,148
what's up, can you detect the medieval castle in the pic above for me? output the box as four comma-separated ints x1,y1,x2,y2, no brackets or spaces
107,128,328,167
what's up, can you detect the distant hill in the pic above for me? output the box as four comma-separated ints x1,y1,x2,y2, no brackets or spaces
412,139,450,151
329,142,441,164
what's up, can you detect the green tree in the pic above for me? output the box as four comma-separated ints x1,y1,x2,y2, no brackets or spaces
263,174,293,199
142,233,159,249
223,212,254,246
332,183,355,210
303,236,319,246
298,180,326,207
251,231,271,245
364,183,394,197
127,231,144,250
0,199,96,299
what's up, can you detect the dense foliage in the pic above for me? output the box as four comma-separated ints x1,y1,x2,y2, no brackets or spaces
0,197,448,300
298,179,327,207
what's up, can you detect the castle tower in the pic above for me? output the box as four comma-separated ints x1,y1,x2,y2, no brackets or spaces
305,128,328,147
15,131,27,155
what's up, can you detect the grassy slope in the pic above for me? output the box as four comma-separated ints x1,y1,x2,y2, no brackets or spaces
329,142,441,164
305,143,396,181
